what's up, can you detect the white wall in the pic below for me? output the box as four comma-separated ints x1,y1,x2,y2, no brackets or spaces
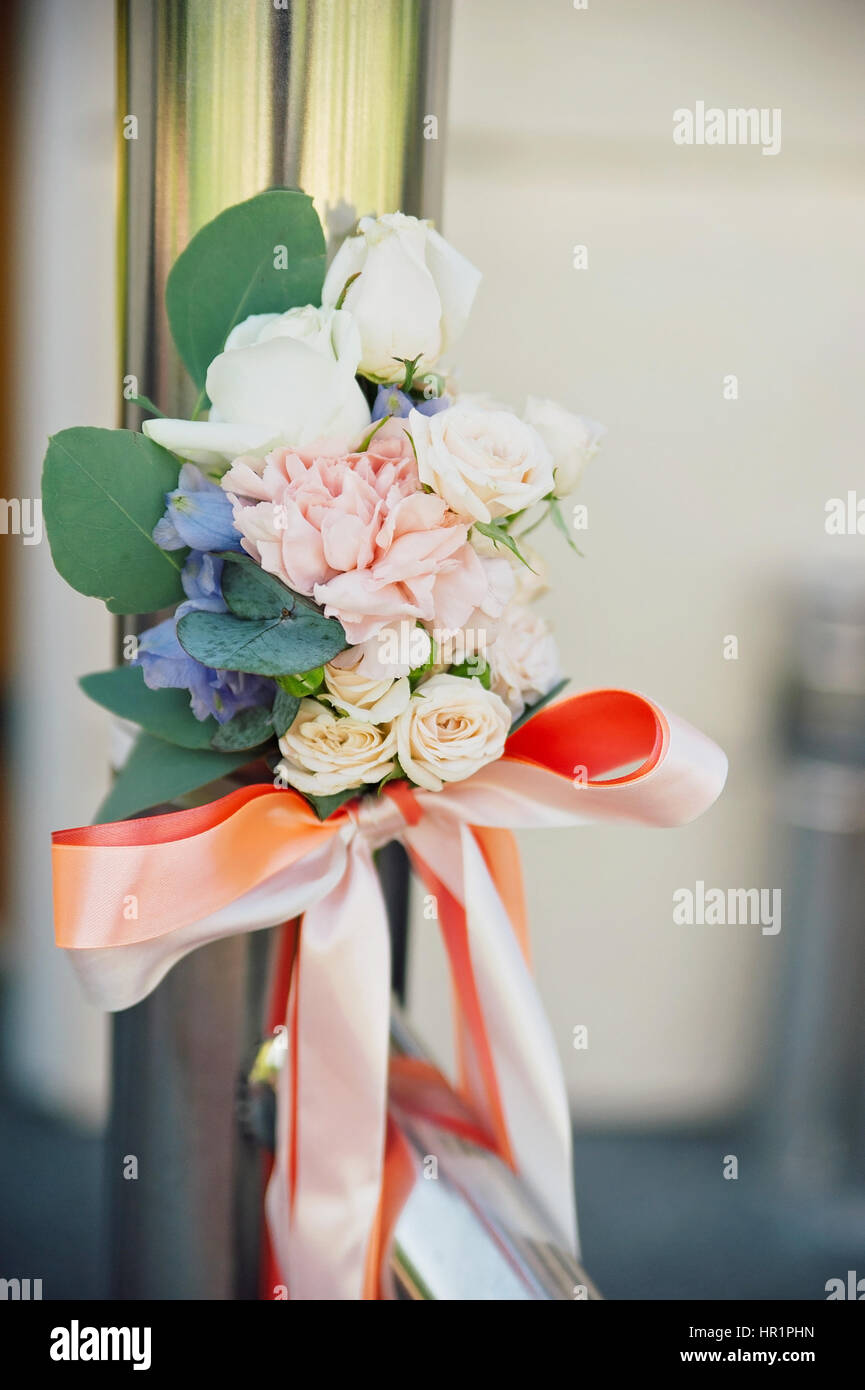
5,0,116,1123
408,0,865,1122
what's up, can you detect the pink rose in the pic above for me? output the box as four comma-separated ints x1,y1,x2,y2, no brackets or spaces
222,430,490,644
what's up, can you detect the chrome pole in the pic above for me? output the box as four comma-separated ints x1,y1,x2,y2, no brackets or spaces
111,0,451,1299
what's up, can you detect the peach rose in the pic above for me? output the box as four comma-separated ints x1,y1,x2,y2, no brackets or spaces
222,428,490,644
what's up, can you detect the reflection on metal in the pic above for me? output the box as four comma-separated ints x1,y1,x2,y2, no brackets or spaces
111,0,451,1299
387,1011,600,1301
246,1008,600,1301
118,0,449,429
771,566,865,1200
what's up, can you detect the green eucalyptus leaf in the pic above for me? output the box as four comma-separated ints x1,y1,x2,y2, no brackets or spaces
42,427,186,614
272,687,301,736
210,704,275,752
166,189,327,391
96,734,253,823
218,551,300,620
177,607,346,677
80,665,216,749
507,678,570,734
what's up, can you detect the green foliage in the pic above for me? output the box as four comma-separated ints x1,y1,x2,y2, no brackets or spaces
166,189,327,391
42,428,186,614
80,665,216,749
96,735,254,823
178,554,346,676
473,519,535,570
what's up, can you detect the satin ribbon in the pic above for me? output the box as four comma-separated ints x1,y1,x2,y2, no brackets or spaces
52,688,727,1300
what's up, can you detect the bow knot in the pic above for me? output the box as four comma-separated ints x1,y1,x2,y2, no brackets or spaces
346,784,419,850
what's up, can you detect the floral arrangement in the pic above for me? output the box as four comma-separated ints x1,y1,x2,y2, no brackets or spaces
46,189,725,1302
43,190,603,821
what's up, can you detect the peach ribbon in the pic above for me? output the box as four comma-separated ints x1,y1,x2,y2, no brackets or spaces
52,689,727,1300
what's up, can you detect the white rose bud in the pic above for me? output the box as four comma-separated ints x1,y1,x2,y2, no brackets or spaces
394,673,511,792
488,605,563,720
322,647,411,723
143,305,371,465
523,396,605,498
409,405,554,524
275,698,397,795
322,213,481,384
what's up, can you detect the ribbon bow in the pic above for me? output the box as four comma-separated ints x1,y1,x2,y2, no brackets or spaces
52,689,726,1300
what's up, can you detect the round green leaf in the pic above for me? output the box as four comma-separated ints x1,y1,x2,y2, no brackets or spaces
80,665,216,749
177,607,346,677
210,705,275,752
43,427,186,614
96,734,255,824
166,189,327,391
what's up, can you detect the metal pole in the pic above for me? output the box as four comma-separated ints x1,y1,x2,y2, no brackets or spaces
111,0,451,1300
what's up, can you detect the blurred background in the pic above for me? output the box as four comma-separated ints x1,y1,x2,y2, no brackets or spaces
1,0,864,1300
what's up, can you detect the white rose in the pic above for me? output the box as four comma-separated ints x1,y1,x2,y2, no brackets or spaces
143,306,371,465
322,213,481,383
488,605,563,720
523,396,605,498
409,405,554,524
322,647,411,723
275,698,396,795
470,530,549,603
394,673,511,792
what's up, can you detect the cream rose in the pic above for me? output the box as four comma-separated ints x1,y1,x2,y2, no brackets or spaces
409,404,554,524
523,397,605,498
322,213,481,383
322,646,411,723
393,673,511,792
275,698,397,795
488,605,563,719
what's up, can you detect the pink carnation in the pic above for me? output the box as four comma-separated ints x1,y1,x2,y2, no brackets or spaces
221,428,492,644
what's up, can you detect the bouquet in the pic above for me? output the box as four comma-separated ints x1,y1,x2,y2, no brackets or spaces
45,189,725,1301
43,189,603,821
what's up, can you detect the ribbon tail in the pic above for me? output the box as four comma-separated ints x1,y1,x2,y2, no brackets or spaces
267,832,391,1301
406,817,578,1258
460,824,578,1256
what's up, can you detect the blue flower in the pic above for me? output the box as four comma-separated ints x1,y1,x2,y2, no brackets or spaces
152,463,243,553
371,385,451,422
135,551,273,724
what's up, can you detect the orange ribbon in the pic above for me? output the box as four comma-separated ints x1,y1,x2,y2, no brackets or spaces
52,689,728,1299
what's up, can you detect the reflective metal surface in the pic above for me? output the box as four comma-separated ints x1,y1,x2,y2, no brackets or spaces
118,0,449,429
111,0,451,1299
388,1011,600,1301
770,567,865,1201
